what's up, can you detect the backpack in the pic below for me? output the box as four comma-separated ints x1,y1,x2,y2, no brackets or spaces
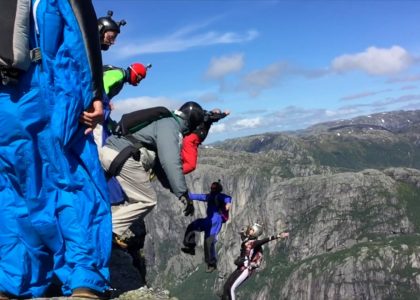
103,65,120,72
113,106,174,136
106,106,175,179
0,0,38,85
214,194,230,223
220,203,230,223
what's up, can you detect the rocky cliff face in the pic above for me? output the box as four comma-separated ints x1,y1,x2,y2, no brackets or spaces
117,109,420,300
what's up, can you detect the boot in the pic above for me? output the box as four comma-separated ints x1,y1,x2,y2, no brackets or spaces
181,246,195,255
112,233,128,249
206,263,217,273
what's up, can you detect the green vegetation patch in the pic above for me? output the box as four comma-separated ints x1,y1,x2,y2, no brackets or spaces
397,183,420,231
307,136,419,171
170,264,220,300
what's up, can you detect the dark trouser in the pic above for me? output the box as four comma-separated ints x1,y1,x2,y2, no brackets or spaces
203,235,216,266
221,268,251,300
183,218,218,265
183,222,198,249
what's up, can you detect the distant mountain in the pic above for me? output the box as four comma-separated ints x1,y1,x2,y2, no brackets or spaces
303,109,420,134
214,109,420,172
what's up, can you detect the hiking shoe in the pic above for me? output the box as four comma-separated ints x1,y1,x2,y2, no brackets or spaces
71,287,110,299
112,233,128,250
206,264,217,273
181,247,195,255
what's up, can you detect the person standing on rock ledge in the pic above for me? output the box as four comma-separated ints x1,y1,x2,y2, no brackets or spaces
0,0,111,298
97,10,126,51
221,223,289,300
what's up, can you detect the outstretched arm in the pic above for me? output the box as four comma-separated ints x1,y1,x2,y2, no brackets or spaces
277,231,289,239
188,193,208,202
195,109,230,143
253,231,289,248
223,194,232,211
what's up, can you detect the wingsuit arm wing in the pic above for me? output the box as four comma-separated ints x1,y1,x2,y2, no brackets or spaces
68,0,104,101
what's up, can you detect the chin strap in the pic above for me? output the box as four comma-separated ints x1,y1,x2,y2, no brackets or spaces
173,110,184,118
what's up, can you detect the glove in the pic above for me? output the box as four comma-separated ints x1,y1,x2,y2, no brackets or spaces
180,193,194,216
208,111,228,123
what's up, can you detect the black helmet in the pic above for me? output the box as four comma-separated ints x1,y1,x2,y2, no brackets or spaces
98,11,126,49
178,101,205,132
193,122,210,143
210,181,223,193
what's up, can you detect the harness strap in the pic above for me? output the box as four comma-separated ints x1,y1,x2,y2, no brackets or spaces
29,47,42,63
125,134,146,150
0,48,41,86
0,68,20,85
106,145,140,179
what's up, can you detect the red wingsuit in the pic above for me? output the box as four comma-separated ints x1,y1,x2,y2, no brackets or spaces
181,133,201,174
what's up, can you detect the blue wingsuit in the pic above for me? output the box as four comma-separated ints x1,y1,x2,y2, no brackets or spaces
0,0,111,297
183,192,232,266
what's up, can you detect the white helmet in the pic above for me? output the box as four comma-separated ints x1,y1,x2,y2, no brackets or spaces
247,223,263,239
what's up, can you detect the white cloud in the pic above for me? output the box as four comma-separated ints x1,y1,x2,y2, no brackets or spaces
340,89,392,101
233,117,262,129
205,53,245,79
238,62,285,96
210,106,366,138
400,85,418,91
196,92,222,103
325,110,338,117
261,106,367,130
386,74,420,83
371,93,420,108
118,22,259,57
325,108,360,117
175,88,219,102
111,96,177,120
209,123,226,133
207,97,420,142
331,46,413,75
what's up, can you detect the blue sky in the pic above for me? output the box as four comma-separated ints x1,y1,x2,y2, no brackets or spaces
94,0,420,143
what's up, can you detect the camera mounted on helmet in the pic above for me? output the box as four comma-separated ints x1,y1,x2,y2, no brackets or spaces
98,10,126,50
177,101,205,133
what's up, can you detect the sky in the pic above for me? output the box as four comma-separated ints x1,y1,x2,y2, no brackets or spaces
94,0,420,143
